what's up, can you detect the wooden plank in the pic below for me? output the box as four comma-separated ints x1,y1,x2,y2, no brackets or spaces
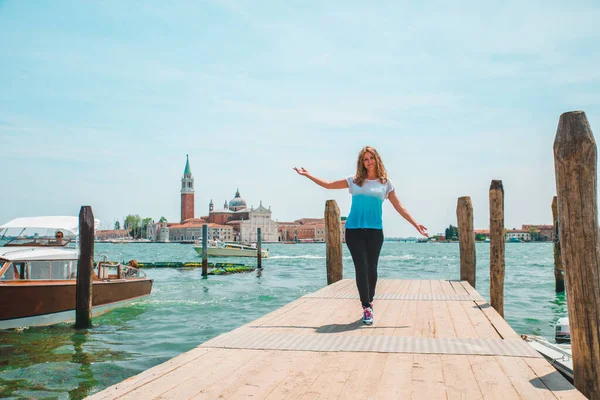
446,299,478,339
373,280,408,336
441,355,483,400
440,280,458,295
224,351,311,399
121,348,248,399
373,354,414,399
87,347,216,400
475,300,521,340
430,280,443,295
460,280,481,297
524,358,586,400
338,352,387,399
432,299,457,338
496,356,557,400
450,280,469,295
460,300,501,339
411,354,447,399
300,352,360,399
191,350,274,399
469,355,520,400
264,352,331,400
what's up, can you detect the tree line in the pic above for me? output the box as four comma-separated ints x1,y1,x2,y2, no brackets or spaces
114,215,167,239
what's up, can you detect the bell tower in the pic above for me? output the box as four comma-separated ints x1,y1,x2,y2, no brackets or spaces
181,155,194,222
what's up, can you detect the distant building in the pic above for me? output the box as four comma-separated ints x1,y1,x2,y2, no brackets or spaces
522,224,554,242
150,156,278,242
96,229,130,241
505,229,531,241
474,229,490,238
278,218,346,243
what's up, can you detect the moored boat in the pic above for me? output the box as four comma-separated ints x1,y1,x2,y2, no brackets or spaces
522,334,572,383
193,240,268,258
0,216,153,330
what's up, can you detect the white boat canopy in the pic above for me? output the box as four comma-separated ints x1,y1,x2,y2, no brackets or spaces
0,246,77,261
0,216,100,236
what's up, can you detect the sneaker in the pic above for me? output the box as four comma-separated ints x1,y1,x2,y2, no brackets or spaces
362,306,373,325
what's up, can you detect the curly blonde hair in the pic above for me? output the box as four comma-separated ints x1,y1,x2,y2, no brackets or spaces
353,146,388,187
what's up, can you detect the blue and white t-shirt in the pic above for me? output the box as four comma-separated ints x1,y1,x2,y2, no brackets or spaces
345,176,395,230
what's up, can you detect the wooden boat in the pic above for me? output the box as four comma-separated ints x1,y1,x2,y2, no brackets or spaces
0,216,153,330
193,240,268,258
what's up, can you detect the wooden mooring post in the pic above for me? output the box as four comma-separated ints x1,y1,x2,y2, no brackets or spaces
551,196,565,293
257,227,262,269
489,180,505,317
202,224,208,277
456,196,475,288
75,206,94,329
325,200,342,285
554,110,600,398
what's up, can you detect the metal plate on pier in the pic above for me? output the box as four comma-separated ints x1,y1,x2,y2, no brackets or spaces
303,293,485,301
201,329,541,358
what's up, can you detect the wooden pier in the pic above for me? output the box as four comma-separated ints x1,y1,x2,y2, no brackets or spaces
88,279,583,399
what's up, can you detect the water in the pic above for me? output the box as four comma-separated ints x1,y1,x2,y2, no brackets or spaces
0,242,565,399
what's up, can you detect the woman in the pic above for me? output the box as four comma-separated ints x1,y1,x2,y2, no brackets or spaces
294,146,427,325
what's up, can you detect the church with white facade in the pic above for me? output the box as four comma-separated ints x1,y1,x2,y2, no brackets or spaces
150,156,278,243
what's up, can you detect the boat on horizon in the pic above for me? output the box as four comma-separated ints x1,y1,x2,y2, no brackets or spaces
0,216,153,330
193,239,268,258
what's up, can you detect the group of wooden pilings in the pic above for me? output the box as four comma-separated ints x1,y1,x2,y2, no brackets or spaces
457,111,600,399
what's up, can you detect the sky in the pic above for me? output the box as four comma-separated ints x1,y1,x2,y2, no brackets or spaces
1,0,600,237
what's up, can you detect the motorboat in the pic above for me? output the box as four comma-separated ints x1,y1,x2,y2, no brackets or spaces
522,316,572,383
193,239,268,258
0,216,153,330
522,335,572,383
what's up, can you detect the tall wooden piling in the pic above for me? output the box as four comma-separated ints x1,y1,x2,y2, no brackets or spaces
202,224,208,277
325,200,342,285
554,110,600,398
489,180,505,317
75,206,94,329
551,196,565,293
257,227,262,269
457,197,476,288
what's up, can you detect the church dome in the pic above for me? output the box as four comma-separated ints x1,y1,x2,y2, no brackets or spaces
229,188,247,209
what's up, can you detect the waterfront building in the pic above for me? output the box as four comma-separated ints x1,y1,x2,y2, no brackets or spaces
521,224,554,241
96,229,130,241
278,218,346,243
505,229,531,241
150,157,278,243
206,191,278,242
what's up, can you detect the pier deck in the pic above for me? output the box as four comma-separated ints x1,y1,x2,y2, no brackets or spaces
89,279,584,399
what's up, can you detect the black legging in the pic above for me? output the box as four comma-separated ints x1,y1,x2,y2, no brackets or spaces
345,228,384,307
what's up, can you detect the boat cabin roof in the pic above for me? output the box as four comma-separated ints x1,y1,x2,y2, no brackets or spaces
0,216,85,236
0,247,77,262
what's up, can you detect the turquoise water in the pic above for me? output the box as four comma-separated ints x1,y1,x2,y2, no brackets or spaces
0,242,565,399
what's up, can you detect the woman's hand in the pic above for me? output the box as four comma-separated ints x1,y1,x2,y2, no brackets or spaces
293,167,310,177
415,224,428,237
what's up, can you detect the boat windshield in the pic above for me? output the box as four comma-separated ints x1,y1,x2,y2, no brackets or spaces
4,237,73,247
0,260,77,281
1,226,76,247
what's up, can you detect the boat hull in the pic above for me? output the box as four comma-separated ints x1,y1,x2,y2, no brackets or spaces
193,246,268,258
0,279,153,330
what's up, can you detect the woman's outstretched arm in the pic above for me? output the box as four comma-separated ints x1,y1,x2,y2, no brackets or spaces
388,190,428,237
293,167,349,189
